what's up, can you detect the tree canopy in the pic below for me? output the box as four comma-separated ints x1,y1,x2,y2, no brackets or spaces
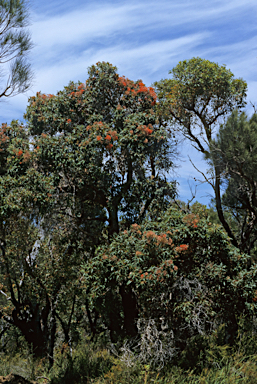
82,204,257,345
25,61,177,236
155,57,247,249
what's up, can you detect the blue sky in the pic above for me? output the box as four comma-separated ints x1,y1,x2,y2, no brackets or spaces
1,0,256,205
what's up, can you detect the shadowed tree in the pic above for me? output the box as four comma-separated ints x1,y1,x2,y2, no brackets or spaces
211,111,257,254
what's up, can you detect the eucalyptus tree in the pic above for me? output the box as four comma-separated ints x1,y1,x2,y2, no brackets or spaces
25,61,177,238
155,57,247,250
0,62,177,356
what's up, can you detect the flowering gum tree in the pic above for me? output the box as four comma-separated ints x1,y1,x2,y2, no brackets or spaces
23,63,177,344
25,62,177,237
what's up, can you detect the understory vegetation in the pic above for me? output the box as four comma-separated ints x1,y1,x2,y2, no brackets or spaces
1,326,257,383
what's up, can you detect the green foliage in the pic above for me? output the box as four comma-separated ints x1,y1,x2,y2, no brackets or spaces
0,214,83,359
1,56,257,382
24,61,177,237
0,62,177,360
155,57,247,145
1,333,257,383
154,57,247,249
50,342,114,384
211,111,257,254
82,205,257,349
0,122,86,359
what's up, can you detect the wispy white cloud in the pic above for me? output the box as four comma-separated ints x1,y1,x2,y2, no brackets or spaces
30,0,256,62
26,0,257,96
31,33,208,91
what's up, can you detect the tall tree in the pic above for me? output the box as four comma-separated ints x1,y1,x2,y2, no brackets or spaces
0,62,177,354
0,0,33,99
25,61,177,238
0,121,81,363
155,57,247,249
24,62,177,339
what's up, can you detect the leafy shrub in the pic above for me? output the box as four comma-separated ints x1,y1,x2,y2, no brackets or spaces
82,205,257,361
50,341,114,384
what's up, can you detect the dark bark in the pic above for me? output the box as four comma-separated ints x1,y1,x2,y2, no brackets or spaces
0,241,56,360
108,157,133,237
85,292,98,340
119,284,138,337
12,307,49,357
214,166,238,248
109,310,123,342
225,311,238,346
56,295,76,344
108,205,119,237
48,312,56,367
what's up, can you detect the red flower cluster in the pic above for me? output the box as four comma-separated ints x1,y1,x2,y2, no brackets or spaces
182,214,199,228
118,77,157,106
23,151,31,162
145,127,153,135
118,76,132,88
78,83,85,90
144,230,156,241
137,81,148,94
156,233,173,246
137,124,153,136
68,84,85,98
0,127,8,146
175,244,189,253
109,131,118,140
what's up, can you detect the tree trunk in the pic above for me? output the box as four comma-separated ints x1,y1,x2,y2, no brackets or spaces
119,284,138,337
214,166,238,248
108,206,119,237
12,307,55,359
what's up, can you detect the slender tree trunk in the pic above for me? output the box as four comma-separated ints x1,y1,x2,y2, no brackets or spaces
108,205,119,237
225,312,238,346
214,166,238,248
119,284,138,337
